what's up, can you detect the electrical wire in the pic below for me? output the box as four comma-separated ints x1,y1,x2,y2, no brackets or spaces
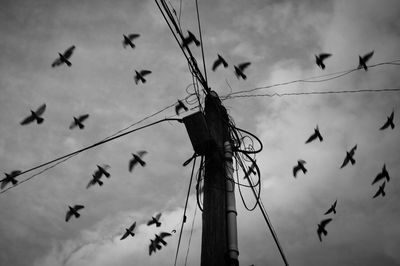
174,156,197,266
184,204,198,266
224,59,400,98
223,87,400,100
195,0,208,87
1,118,182,194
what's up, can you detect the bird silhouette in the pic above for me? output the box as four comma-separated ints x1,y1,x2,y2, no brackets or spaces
234,62,251,80
324,200,337,215
52,45,75,67
317,218,332,242
212,54,228,71
122,34,140,49
120,221,136,240
1,170,21,190
373,181,386,198
358,50,374,71
149,239,162,255
379,110,394,130
129,151,147,172
293,160,307,178
182,30,200,47
305,125,323,143
340,145,357,168
175,100,188,115
147,213,162,227
20,104,46,125
372,164,390,185
86,165,110,189
154,232,172,246
134,70,152,84
69,114,89,129
315,53,332,70
65,205,84,222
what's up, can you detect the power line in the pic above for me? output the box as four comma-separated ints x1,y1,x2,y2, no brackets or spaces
226,59,400,97
222,87,400,100
1,117,182,194
195,0,208,87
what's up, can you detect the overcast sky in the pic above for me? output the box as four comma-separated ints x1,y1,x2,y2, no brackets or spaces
0,0,399,265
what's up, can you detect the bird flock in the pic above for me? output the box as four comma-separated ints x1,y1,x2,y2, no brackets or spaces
292,109,395,242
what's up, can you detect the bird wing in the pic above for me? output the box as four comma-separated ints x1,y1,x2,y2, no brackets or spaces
128,34,140,40
65,211,73,222
340,155,349,168
155,213,162,221
212,58,221,71
362,50,374,62
20,114,35,125
1,180,9,190
320,218,332,227
69,119,77,129
74,205,84,211
78,114,89,122
51,57,63,67
372,172,383,185
140,70,152,76
305,133,317,143
319,53,332,60
120,231,130,240
147,219,155,226
137,150,148,157
129,221,136,231
389,111,394,121
293,165,300,177
10,170,22,177
63,45,76,59
159,232,171,238
129,158,137,172
238,62,251,71
324,207,333,215
35,104,46,116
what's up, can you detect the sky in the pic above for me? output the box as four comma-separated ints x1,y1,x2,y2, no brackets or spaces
0,0,399,265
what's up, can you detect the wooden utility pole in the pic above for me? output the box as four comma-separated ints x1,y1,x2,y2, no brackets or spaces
201,91,230,266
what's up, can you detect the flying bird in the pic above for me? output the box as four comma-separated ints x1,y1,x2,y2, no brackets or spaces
340,145,357,168
182,30,200,47
20,104,46,125
154,232,172,246
120,221,136,240
65,205,84,222
129,151,147,172
317,218,332,242
373,181,386,198
69,114,90,129
175,100,188,115
149,239,162,255
293,160,307,178
212,54,228,71
51,45,76,67
305,125,323,143
1,170,21,190
86,165,110,189
379,110,394,130
324,200,337,215
234,62,251,80
358,50,374,71
315,53,332,70
372,164,390,185
134,70,152,84
123,34,140,48
147,213,162,227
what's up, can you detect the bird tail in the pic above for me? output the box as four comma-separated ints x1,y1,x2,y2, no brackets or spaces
74,213,80,218
130,232,135,237
98,180,103,186
156,222,161,227
78,123,84,129
382,191,386,197
11,179,18,185
36,117,44,124
350,158,355,165
65,60,72,67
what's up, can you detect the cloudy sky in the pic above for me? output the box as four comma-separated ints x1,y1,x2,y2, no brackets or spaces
0,0,399,265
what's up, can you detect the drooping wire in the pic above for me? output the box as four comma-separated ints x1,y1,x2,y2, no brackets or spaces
174,156,197,266
223,87,400,100
224,59,400,98
184,203,198,266
1,118,182,194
